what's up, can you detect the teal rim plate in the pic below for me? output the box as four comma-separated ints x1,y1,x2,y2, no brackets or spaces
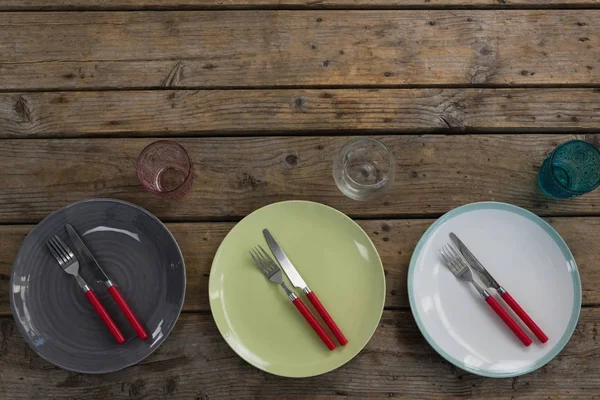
209,201,386,377
408,202,581,378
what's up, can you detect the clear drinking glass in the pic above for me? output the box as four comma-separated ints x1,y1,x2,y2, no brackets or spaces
136,140,194,199
538,140,600,199
333,138,395,201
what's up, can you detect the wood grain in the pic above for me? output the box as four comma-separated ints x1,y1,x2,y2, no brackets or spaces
0,309,599,399
1,217,599,315
1,11,599,90
1,0,600,9
3,89,600,138
1,135,600,224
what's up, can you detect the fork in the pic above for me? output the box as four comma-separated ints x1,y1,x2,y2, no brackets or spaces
440,243,532,347
250,246,336,350
46,236,125,344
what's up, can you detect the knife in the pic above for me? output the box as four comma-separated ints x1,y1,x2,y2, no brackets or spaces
66,224,149,340
263,229,348,346
450,232,548,343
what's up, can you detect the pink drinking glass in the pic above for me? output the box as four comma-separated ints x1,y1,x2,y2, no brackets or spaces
136,140,194,199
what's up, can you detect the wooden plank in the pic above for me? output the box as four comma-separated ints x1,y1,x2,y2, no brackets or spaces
1,135,600,224
3,89,600,138
0,309,599,399
1,217,599,315
1,11,599,90
1,0,600,10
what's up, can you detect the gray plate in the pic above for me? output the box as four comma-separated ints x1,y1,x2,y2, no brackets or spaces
10,199,186,374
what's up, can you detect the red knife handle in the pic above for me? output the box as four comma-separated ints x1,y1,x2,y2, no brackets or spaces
84,290,126,344
485,295,532,346
306,291,348,346
107,285,148,340
500,290,548,343
292,297,336,350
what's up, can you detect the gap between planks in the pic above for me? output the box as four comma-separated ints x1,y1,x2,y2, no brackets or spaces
1,85,600,94
2,3,600,12
2,304,600,318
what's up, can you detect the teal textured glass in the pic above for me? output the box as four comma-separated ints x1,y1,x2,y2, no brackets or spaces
538,140,600,198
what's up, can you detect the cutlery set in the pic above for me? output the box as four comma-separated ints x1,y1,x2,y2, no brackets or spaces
18,199,573,379
250,229,348,350
44,223,545,351
46,224,148,344
440,232,548,346
46,224,348,350
249,226,548,350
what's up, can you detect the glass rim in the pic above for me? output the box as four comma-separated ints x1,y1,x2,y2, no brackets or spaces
136,140,193,195
547,139,600,194
341,138,394,189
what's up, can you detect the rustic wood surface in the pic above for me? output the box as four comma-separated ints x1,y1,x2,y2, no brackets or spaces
1,0,600,10
2,89,600,138
1,309,599,399
2,135,600,224
1,1,599,398
1,217,599,316
1,11,599,90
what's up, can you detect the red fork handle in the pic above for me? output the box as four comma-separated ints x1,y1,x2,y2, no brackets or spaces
500,290,548,343
84,290,125,344
292,297,336,350
107,285,148,340
306,291,348,346
485,295,532,346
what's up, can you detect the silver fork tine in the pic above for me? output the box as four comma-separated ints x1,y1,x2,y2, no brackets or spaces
250,250,258,262
444,245,459,265
440,246,454,268
249,250,260,268
258,245,270,259
444,245,459,262
49,238,68,263
53,237,71,261
54,236,74,260
448,245,468,271
258,245,275,273
256,248,268,269
250,250,264,273
440,246,449,260
443,244,455,258
46,241,63,264
255,247,268,269
440,244,468,277
251,248,270,275
249,248,259,263
50,237,67,260
446,244,460,260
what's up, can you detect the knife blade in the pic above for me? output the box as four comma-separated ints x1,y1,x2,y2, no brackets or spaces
449,232,499,290
263,229,307,291
66,224,111,285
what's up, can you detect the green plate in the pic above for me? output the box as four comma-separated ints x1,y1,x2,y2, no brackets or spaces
209,201,386,377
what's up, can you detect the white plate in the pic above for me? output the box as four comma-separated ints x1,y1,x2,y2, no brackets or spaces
408,202,581,377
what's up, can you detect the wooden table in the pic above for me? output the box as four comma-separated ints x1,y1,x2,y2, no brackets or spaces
1,0,599,398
